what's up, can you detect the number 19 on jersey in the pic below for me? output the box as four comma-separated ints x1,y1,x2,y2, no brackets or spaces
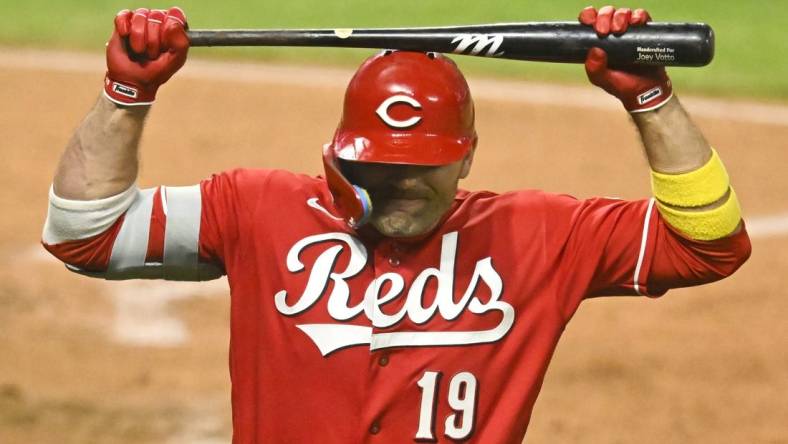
416,371,478,441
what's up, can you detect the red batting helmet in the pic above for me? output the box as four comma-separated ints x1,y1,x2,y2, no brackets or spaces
323,50,477,227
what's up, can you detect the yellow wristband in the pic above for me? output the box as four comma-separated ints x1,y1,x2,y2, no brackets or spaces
651,148,729,207
656,188,742,240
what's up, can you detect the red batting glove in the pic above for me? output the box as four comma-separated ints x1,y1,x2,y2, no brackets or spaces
104,7,189,106
579,6,673,113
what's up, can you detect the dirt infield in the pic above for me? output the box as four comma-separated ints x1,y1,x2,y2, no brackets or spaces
1,49,786,443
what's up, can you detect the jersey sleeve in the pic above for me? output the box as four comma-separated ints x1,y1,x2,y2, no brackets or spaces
542,194,751,321
41,171,251,281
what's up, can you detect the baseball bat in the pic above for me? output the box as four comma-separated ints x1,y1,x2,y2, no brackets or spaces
186,22,714,67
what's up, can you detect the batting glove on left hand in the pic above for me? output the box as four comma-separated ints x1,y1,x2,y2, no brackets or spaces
580,5,673,113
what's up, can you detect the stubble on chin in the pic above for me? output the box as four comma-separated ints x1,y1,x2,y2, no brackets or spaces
372,211,419,238
371,195,454,238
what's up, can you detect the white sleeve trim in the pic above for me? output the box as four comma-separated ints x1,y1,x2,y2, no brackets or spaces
42,184,139,244
633,198,656,296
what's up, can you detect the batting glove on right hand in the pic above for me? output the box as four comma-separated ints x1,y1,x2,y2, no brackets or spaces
580,5,673,113
104,7,189,106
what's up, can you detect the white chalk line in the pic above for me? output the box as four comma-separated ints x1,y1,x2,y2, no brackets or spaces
167,405,228,444
22,245,228,347
17,249,230,442
109,277,228,347
1,47,787,126
744,212,788,239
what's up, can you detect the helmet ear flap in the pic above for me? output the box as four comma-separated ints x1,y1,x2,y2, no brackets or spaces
322,143,372,228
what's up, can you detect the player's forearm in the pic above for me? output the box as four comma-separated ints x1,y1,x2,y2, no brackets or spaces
53,95,149,199
632,96,742,239
631,96,725,212
631,96,711,174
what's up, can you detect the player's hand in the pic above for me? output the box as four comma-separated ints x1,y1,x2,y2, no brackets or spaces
104,7,189,106
579,6,673,113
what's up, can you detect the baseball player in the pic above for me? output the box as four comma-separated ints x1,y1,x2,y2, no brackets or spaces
42,5,751,443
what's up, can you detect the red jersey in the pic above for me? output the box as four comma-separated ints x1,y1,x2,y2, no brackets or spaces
43,168,751,443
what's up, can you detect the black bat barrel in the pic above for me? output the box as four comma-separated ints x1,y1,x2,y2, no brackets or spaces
187,22,714,67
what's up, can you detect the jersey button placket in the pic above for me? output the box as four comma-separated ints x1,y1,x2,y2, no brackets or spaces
388,242,402,267
365,242,392,441
378,242,400,367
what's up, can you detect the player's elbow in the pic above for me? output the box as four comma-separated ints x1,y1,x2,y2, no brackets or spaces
41,184,137,272
696,222,752,284
651,221,752,295
41,238,111,272
720,241,751,284
719,223,752,277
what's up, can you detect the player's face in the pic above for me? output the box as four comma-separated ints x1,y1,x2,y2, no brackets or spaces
342,151,474,238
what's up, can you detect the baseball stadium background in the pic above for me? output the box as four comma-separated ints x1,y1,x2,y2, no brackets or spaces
1,1,785,443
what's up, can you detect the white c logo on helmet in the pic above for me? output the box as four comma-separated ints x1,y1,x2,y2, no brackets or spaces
375,95,422,129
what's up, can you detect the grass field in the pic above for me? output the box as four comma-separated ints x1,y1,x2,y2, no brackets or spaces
1,0,786,100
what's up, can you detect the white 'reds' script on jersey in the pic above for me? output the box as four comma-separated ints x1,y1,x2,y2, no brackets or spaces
274,231,515,356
